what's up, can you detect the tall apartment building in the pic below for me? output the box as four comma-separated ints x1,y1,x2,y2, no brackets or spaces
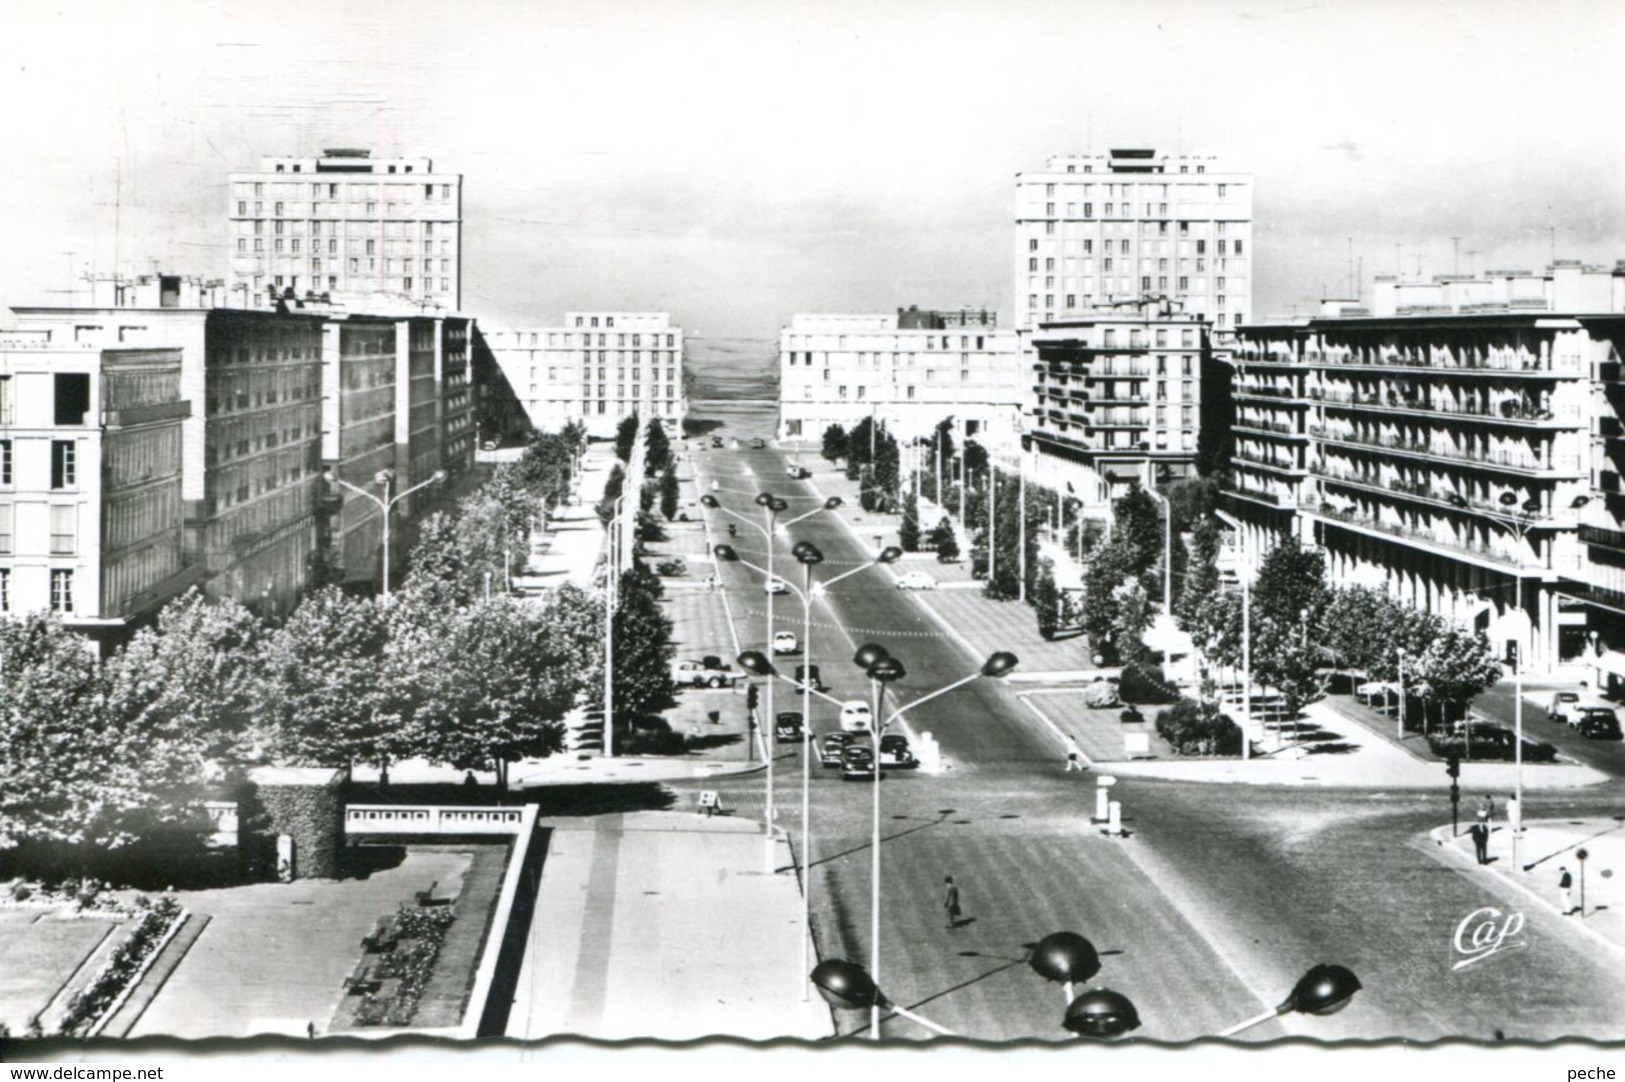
777,308,1021,444
1027,300,1218,505
483,313,685,439
2,275,475,622
1014,149,1252,334
0,340,201,635
1219,262,1625,677
227,150,462,312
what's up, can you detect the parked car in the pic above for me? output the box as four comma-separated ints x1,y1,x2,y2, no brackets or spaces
794,664,823,693
671,660,737,689
1547,691,1581,724
751,437,767,449
655,558,687,577
700,655,731,672
711,436,725,448
819,732,854,768
878,733,916,769
841,744,877,781
895,570,937,591
1576,705,1623,740
764,577,791,595
772,630,799,655
775,711,805,744
840,700,874,733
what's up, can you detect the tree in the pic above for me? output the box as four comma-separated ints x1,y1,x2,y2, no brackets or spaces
1252,535,1331,630
659,466,680,521
873,426,900,500
1032,559,1060,641
1415,626,1503,726
848,417,876,467
614,413,640,464
983,476,1042,602
1176,517,1223,627
644,418,672,477
254,587,404,776
612,561,677,726
1155,698,1242,756
899,490,921,551
821,424,848,463
1112,488,1163,579
931,517,960,562
405,596,591,789
595,463,626,527
0,615,209,859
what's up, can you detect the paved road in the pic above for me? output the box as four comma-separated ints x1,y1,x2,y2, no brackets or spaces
1472,683,1625,778
682,422,1625,1042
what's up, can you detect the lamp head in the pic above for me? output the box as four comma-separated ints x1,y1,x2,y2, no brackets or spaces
876,546,904,565
824,496,844,510
809,960,881,1011
1281,964,1361,1018
1029,932,1102,985
853,643,890,671
755,492,776,508
322,470,337,485
374,468,394,487
868,655,906,683
792,541,824,565
770,497,789,513
736,651,776,678
981,651,1020,678
1062,988,1141,1038
713,544,739,562
432,469,447,483
700,494,720,508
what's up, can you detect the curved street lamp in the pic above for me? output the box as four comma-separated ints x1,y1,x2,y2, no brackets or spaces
809,959,955,1036
1496,489,1544,875
323,467,447,600
1061,963,1361,1040
1029,930,1102,1004
1063,988,1142,1039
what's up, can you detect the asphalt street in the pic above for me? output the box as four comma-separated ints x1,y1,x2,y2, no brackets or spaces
678,417,1625,1043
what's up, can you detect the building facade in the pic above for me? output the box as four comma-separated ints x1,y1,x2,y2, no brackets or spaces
777,309,1021,444
0,341,201,635
227,150,462,311
483,313,685,438
1014,149,1253,335
4,284,475,616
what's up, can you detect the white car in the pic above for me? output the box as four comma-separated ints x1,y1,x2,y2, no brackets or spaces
840,700,874,733
895,570,937,590
772,630,799,655
764,577,791,595
670,660,737,689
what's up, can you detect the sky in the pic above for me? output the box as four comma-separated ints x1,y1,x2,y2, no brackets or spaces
3,0,1622,343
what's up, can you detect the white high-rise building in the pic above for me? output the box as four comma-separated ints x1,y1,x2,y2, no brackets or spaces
1013,149,1252,334
228,149,462,311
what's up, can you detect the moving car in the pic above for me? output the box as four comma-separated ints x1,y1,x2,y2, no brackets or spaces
819,732,854,768
840,744,877,782
775,711,805,744
751,437,766,449
895,570,937,591
764,577,791,595
786,464,810,479
671,660,737,689
1576,705,1623,740
772,630,799,655
840,700,874,733
794,664,823,693
1547,691,1581,724
711,436,725,448
878,733,916,769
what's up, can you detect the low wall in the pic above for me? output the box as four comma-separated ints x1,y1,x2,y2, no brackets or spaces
345,805,529,836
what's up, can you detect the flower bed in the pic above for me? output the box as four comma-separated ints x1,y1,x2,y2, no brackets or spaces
352,904,457,1028
56,896,185,1037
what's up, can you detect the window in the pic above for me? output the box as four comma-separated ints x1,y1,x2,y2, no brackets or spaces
1218,184,1227,197
0,505,9,555
291,239,301,253
237,239,246,253
50,570,73,613
1029,239,1039,252
274,201,284,215
50,505,75,555
1235,240,1245,255
237,201,246,215
1196,240,1206,254
0,568,7,611
54,373,91,425
0,439,9,484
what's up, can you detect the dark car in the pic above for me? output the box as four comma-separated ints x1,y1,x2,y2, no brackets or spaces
879,733,915,769
841,744,876,781
787,464,810,480
711,436,725,448
775,711,805,744
1577,706,1623,740
819,732,854,767
794,664,824,693
751,437,766,449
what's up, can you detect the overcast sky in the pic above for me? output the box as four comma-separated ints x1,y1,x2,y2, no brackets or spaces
4,0,1621,340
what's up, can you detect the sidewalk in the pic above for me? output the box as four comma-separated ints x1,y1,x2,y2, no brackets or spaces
505,812,833,1040
1432,817,1625,960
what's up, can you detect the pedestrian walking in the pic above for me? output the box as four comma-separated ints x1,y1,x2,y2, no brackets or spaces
943,876,962,930
1476,794,1494,825
1559,867,1575,915
1469,821,1489,865
1064,737,1085,772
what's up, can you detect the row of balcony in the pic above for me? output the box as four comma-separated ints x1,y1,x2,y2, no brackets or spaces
1318,469,1550,521
1233,417,1305,438
1308,391,1579,427
1309,427,1582,476
1301,499,1527,569
1235,347,1570,377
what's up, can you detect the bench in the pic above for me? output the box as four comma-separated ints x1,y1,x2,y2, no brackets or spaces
414,880,440,907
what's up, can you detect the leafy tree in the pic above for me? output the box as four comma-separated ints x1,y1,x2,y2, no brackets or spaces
1177,517,1224,627
595,463,626,527
1112,581,1157,670
659,466,680,521
254,587,404,775
1113,488,1164,579
614,413,640,464
899,490,921,551
639,476,658,515
644,418,672,477
983,477,1043,602
1155,698,1241,756
848,417,876,467
873,427,900,500
821,424,849,462
962,439,988,480
930,517,960,562
1163,477,1220,535
1415,626,1503,725
612,561,676,726
1252,535,1331,631
1032,559,1060,640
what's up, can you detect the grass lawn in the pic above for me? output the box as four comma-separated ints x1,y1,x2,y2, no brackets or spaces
0,913,122,1033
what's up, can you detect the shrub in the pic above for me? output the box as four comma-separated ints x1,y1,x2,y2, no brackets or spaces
58,897,185,1036
1081,681,1120,708
1119,663,1178,705
1155,698,1242,756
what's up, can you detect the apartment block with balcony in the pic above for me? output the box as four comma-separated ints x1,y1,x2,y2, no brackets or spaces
0,342,200,638
1027,301,1215,507
1226,314,1612,672
777,309,1021,445
483,312,685,439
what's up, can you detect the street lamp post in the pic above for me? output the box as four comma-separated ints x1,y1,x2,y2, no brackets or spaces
852,647,1019,1039
1496,491,1543,875
323,467,447,599
1064,963,1361,1040
604,494,626,758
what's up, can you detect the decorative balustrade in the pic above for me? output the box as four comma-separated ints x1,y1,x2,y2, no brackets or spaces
345,805,530,836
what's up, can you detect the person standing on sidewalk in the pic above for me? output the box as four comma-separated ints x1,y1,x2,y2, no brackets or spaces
1476,794,1494,827
1469,821,1489,865
1559,867,1575,915
1064,737,1085,772
943,876,962,930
